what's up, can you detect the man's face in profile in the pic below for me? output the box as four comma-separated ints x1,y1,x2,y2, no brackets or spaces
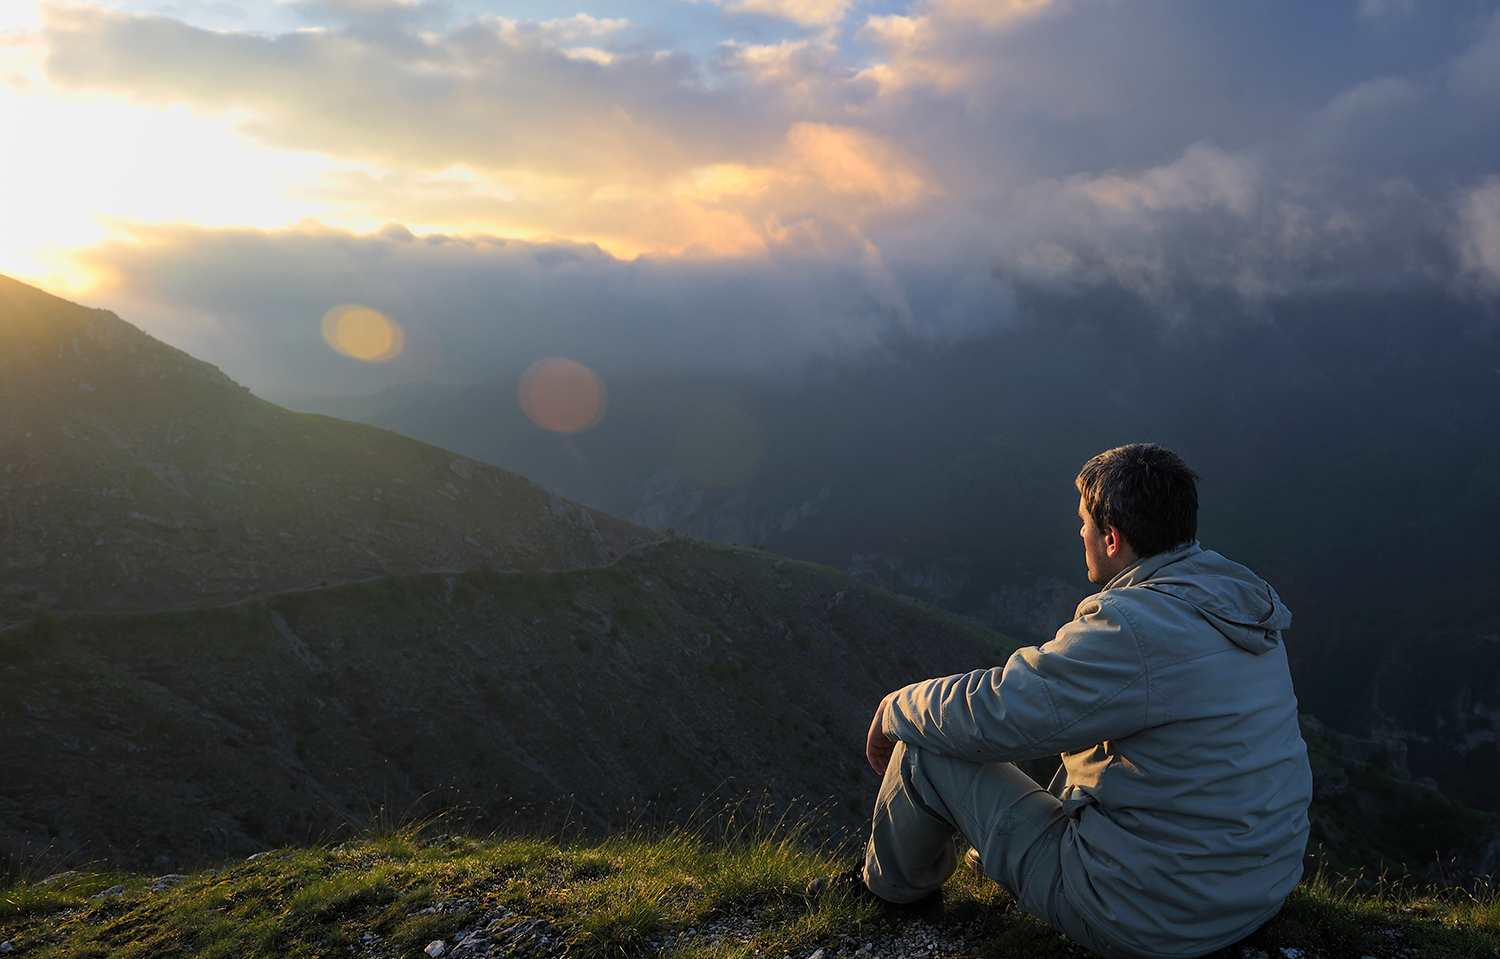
1078,495,1111,585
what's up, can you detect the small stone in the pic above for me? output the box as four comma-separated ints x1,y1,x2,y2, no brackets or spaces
90,883,127,899
1280,950,1305,959
424,941,446,957
149,874,188,892
807,950,825,959
0,940,14,953
246,851,270,861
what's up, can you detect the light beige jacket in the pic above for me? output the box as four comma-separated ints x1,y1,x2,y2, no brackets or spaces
884,541,1313,957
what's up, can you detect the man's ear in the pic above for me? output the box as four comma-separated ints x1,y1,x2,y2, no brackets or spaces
1105,526,1125,557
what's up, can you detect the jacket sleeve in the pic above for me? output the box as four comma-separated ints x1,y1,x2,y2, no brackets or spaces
881,595,1150,762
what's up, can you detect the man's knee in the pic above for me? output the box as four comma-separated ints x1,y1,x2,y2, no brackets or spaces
976,784,1069,908
902,747,1038,826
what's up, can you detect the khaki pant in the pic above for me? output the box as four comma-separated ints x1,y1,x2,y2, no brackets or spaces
862,742,1135,958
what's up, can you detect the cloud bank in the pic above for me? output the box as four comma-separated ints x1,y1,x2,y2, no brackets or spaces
21,0,1500,396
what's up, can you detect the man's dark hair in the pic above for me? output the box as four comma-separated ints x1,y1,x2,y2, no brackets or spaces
1075,443,1199,558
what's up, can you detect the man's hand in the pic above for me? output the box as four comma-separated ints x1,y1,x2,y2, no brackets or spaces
866,692,898,776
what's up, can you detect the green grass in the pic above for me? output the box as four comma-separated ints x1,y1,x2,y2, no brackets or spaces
1,817,1496,959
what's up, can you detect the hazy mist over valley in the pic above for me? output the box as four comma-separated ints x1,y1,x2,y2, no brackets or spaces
280,278,1500,815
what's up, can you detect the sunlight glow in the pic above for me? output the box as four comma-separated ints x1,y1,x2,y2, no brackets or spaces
0,34,371,290
0,1,937,294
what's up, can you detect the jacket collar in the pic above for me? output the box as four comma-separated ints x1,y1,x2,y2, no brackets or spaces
1103,539,1203,591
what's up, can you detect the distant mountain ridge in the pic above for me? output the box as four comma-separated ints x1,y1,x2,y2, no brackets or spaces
0,274,654,624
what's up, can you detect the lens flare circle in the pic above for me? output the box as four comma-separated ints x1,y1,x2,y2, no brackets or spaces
320,304,405,363
518,357,607,434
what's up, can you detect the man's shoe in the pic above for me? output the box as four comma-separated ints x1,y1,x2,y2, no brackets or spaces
804,866,867,901
804,867,943,918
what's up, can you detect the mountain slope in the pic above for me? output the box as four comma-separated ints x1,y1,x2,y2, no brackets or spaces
0,274,653,623
0,539,1010,873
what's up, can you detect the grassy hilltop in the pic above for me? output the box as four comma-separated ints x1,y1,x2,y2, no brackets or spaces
1,819,1497,959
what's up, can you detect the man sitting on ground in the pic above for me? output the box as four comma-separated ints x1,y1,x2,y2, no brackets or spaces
811,443,1313,959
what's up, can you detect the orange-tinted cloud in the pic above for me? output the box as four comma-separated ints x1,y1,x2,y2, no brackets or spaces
707,0,853,28
854,0,1058,96
40,4,767,182
17,0,1500,329
33,3,934,266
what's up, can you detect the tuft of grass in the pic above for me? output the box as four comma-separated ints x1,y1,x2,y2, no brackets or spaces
285,862,408,919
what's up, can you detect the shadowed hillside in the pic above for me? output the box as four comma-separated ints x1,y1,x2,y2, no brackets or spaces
0,539,1010,873
0,274,653,625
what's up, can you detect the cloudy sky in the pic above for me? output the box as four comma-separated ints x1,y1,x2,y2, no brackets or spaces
2,0,1498,394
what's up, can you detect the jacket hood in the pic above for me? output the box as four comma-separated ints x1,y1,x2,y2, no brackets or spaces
1104,541,1293,654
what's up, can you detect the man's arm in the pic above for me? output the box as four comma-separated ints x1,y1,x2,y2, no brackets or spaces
877,596,1150,765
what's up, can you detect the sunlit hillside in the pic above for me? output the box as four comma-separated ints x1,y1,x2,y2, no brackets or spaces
0,274,651,625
